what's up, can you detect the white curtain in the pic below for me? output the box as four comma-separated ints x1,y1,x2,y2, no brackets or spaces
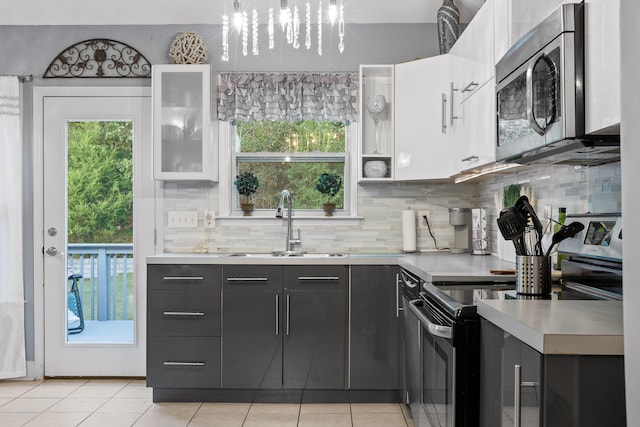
0,76,26,379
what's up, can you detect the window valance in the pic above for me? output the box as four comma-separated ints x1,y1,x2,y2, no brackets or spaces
217,72,358,123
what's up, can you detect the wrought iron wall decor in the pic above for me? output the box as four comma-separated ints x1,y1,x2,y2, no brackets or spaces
44,39,151,78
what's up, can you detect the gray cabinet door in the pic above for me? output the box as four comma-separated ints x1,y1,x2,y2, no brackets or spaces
222,265,283,389
350,265,399,390
283,266,346,389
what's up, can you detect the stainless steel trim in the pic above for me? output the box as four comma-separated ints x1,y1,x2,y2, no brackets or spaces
163,276,204,281
162,311,205,317
526,51,547,136
407,299,453,339
226,277,268,282
297,276,339,281
275,294,280,336
441,93,447,133
163,361,205,366
286,294,291,336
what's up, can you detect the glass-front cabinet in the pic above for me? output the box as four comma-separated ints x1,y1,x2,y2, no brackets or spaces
152,64,216,181
359,65,394,182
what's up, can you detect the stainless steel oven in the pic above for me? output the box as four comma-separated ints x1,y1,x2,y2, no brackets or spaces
406,278,516,427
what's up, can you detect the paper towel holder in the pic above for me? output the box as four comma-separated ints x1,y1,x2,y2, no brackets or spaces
402,208,418,253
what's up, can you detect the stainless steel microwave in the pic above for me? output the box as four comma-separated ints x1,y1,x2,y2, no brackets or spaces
495,2,619,166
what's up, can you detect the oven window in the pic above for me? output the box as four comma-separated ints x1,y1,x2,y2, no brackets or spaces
422,329,454,427
497,46,561,146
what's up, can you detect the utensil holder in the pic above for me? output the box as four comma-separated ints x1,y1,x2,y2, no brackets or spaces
516,256,551,295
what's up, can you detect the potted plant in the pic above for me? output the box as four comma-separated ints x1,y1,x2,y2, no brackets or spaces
315,172,342,217
234,171,260,216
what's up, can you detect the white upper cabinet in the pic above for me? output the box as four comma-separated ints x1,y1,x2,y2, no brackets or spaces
152,64,217,181
584,0,620,135
394,55,457,181
450,0,495,91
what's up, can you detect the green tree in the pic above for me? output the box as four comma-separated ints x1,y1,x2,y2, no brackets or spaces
67,121,133,243
236,120,345,210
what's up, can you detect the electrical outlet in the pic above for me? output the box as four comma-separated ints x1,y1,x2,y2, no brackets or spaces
418,210,431,229
167,211,198,228
204,210,215,228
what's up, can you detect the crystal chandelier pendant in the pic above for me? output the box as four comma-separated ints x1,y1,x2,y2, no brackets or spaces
338,3,344,53
222,14,230,61
242,11,248,56
293,6,300,49
252,9,259,55
268,8,275,50
317,1,323,56
305,3,311,50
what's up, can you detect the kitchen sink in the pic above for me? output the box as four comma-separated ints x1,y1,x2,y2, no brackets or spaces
226,252,349,258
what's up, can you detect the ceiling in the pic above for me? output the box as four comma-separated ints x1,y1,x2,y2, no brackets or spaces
0,0,485,25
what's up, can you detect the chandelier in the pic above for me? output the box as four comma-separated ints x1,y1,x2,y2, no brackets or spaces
221,0,345,61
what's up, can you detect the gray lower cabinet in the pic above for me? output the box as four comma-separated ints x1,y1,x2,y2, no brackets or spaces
350,265,400,390
480,318,626,427
147,264,222,389
222,265,347,390
222,265,283,389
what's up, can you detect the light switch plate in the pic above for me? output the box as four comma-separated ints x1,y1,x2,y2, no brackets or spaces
167,211,198,228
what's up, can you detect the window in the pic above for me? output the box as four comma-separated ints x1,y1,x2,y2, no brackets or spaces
230,120,352,215
216,71,359,218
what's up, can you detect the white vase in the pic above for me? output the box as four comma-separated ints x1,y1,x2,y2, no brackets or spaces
364,160,388,178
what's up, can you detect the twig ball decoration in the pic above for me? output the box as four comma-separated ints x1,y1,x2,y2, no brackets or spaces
170,32,208,64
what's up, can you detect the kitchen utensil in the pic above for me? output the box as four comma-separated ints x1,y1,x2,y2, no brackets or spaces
545,221,586,256
497,206,528,255
515,195,544,255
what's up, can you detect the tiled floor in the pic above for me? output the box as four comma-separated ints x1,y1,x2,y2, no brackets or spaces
0,379,416,427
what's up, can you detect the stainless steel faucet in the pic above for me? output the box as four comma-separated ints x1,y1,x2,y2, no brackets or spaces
275,189,301,254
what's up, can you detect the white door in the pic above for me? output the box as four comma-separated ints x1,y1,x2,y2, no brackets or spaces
41,90,154,376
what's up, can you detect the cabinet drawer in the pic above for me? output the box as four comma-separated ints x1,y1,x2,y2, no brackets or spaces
147,336,221,388
148,288,221,336
284,265,347,291
148,265,220,291
223,265,283,291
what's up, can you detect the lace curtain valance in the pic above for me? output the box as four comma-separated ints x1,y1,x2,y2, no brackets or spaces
217,72,358,122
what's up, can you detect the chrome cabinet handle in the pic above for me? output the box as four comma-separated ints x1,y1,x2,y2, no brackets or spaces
275,294,280,336
297,276,340,281
441,93,447,134
162,276,204,281
461,155,479,162
450,82,459,126
226,277,268,282
163,361,205,367
462,81,479,92
286,294,291,336
407,299,453,339
395,274,402,318
162,311,205,317
514,364,538,427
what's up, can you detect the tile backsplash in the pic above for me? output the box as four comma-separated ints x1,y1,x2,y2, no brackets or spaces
162,162,621,256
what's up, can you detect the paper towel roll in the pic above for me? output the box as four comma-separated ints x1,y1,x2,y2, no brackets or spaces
402,209,417,252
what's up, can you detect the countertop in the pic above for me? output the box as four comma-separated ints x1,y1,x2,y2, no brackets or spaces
146,252,403,266
398,253,516,283
478,299,624,355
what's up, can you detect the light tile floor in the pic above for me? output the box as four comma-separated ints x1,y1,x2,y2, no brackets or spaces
0,379,417,427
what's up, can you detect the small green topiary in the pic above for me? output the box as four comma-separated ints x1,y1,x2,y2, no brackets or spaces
315,173,342,203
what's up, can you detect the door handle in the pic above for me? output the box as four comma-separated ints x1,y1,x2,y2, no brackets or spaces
407,299,453,339
526,51,555,136
450,82,459,126
45,246,63,256
441,93,447,134
275,294,280,336
286,294,291,336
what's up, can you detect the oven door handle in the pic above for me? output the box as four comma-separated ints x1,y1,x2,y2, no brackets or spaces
408,299,453,339
526,51,548,136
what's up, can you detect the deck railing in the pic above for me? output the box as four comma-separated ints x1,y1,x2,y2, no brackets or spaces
67,243,134,321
